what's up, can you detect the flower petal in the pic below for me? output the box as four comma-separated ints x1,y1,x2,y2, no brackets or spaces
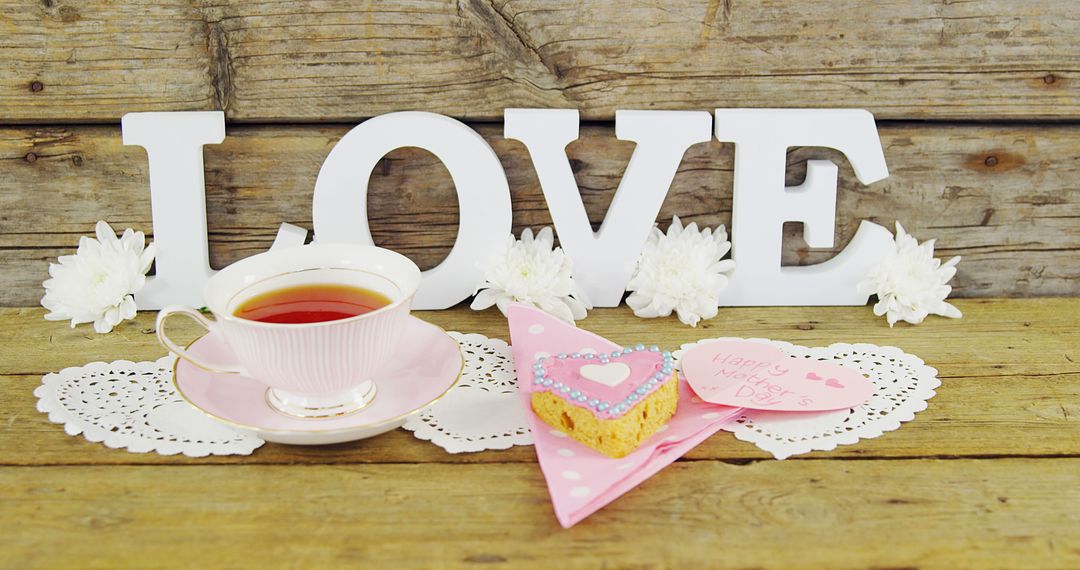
625,215,734,327
468,226,589,321
937,301,963,319
470,288,501,310
94,220,116,244
41,222,156,333
860,222,962,327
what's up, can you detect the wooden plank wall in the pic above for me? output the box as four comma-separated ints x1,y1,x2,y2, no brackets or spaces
1,0,1077,306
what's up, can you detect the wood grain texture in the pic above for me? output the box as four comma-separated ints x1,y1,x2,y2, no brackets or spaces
0,1,214,121
0,0,1076,122
2,300,1077,465
1,123,1077,305
3,2,1077,566
2,459,1078,569
3,301,1077,568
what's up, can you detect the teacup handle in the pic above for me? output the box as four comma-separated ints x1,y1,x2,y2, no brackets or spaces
156,305,247,375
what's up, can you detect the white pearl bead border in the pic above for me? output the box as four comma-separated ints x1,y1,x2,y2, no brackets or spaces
531,344,675,419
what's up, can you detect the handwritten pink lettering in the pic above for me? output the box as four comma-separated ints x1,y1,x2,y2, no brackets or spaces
682,341,874,411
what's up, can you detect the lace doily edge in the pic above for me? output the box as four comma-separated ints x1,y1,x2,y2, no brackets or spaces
447,330,510,349
723,399,931,460
402,330,532,453
401,422,534,453
35,356,263,458
674,336,942,460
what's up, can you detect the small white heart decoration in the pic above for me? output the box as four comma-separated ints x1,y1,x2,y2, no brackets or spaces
579,362,631,387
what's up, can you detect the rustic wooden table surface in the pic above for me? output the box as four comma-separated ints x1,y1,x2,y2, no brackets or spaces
1,0,1077,567
2,299,1078,569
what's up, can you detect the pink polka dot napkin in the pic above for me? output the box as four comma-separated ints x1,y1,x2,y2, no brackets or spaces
507,304,742,528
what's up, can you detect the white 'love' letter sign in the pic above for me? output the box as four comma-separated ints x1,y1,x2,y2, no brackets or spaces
122,111,225,308
505,109,712,306
715,109,893,306
123,111,308,309
312,111,512,310
122,107,892,312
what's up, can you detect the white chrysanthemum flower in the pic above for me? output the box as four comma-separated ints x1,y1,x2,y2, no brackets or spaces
626,215,735,327
471,227,591,323
41,221,156,334
856,222,962,327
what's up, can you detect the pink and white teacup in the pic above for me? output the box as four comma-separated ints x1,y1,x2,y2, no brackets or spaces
156,243,422,419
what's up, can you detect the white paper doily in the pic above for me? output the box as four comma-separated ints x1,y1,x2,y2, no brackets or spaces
35,356,264,457
402,331,532,453
674,338,941,459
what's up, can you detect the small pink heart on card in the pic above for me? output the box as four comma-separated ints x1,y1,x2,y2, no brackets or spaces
681,341,873,411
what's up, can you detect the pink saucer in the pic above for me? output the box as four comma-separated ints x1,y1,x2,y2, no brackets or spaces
173,316,463,445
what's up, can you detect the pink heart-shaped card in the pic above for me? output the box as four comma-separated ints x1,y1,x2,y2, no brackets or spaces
680,340,874,411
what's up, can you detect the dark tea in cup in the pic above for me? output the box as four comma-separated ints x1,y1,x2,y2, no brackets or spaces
156,243,421,418
233,284,392,324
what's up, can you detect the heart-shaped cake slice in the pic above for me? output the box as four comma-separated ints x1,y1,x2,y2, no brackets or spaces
533,346,673,419
530,344,678,458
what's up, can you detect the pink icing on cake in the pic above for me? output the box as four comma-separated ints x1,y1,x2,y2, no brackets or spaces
531,346,675,420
